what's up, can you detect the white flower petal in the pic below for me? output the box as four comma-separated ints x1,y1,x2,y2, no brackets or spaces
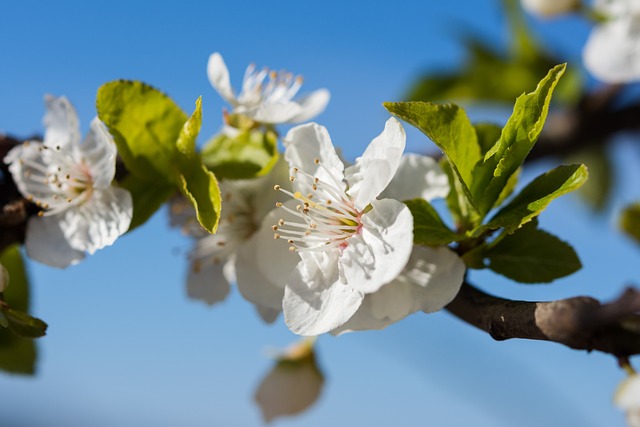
236,230,288,312
583,18,640,83
186,259,231,305
61,186,132,254
333,246,465,334
80,118,117,188
284,123,346,193
207,52,237,105
4,141,56,202
380,154,450,202
238,101,302,124
43,95,81,150
287,89,331,123
615,374,640,427
340,198,413,294
345,118,406,211
25,215,85,268
284,251,364,336
236,202,301,312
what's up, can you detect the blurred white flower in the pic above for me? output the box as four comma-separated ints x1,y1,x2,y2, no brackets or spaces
615,373,640,427
521,0,579,17
583,0,640,83
171,159,290,322
4,95,132,268
254,338,324,423
207,52,330,125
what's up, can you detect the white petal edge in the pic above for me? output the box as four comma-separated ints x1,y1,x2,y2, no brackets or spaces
43,95,81,150
207,52,237,105
81,118,118,188
340,198,413,294
284,251,364,336
24,215,85,268
380,154,450,202
345,117,406,211
283,123,346,194
287,89,331,123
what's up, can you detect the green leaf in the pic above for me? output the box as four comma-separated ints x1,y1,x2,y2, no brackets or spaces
404,199,463,245
620,203,640,244
175,98,221,233
0,245,39,374
202,129,279,180
485,222,581,283
470,64,566,216
474,164,588,235
2,309,47,338
176,96,202,155
178,161,222,233
96,80,187,181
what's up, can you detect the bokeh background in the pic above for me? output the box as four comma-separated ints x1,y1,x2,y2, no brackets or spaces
1,0,639,425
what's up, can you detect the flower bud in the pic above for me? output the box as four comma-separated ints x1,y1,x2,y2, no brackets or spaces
521,0,579,17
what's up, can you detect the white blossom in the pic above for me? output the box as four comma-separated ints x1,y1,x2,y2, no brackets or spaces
4,95,132,268
268,118,415,335
170,159,290,322
615,374,640,427
238,122,465,335
583,0,640,83
207,52,330,125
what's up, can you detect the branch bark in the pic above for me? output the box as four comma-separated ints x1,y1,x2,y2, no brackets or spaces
447,282,640,358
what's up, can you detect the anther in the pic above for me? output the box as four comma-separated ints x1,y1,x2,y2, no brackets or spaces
273,184,281,190
217,241,226,247
314,158,320,164
272,225,278,231
274,233,281,239
275,202,283,207
278,219,285,226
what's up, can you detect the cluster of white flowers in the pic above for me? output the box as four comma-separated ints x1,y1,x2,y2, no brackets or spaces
4,96,132,268
168,53,466,335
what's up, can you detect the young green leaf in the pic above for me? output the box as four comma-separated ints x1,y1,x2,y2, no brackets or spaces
405,199,463,245
620,203,640,244
471,64,566,216
97,80,187,181
175,98,221,233
202,129,279,180
474,123,502,155
485,222,581,283
473,164,588,235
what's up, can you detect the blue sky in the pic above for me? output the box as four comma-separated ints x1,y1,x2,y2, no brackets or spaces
1,0,637,426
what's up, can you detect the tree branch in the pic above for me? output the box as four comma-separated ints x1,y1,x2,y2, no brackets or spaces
446,282,640,358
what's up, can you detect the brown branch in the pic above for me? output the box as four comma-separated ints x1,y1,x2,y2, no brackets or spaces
446,282,640,358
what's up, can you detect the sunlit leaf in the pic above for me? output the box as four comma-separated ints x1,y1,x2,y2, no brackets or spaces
176,98,221,233
97,80,187,181
473,164,588,236
471,64,566,216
